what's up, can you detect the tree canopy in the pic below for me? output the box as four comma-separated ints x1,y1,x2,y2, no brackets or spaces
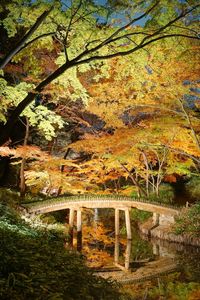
0,0,199,198
0,0,199,144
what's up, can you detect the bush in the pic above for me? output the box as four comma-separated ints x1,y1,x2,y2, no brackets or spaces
185,177,200,200
0,203,124,300
173,202,200,237
0,188,20,205
130,209,152,223
148,183,175,204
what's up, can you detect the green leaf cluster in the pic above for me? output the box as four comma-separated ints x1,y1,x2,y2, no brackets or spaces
0,79,64,140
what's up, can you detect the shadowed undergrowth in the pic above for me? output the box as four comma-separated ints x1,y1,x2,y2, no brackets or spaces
0,199,127,300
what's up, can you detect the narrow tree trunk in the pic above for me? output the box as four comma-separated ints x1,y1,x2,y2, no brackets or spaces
179,98,200,150
135,171,141,197
151,175,155,193
141,151,150,197
119,163,147,197
20,118,29,198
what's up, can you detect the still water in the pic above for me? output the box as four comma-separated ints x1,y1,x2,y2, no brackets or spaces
79,209,200,284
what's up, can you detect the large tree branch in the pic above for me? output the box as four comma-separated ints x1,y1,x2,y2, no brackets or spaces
0,7,53,69
70,1,160,62
71,3,199,64
73,33,199,65
101,0,160,44
0,4,199,145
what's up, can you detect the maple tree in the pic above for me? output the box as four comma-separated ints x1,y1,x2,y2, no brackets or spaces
0,1,199,199
0,0,199,145
65,38,200,197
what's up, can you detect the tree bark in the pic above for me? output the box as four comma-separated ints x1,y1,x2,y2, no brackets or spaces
20,117,29,198
119,163,147,197
141,151,150,196
179,98,200,150
0,61,73,145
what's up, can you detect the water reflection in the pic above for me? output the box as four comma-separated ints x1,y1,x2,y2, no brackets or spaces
114,237,131,271
66,208,200,282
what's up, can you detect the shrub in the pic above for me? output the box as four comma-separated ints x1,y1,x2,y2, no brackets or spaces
148,183,175,204
0,203,124,300
173,202,200,237
130,209,152,223
185,177,200,200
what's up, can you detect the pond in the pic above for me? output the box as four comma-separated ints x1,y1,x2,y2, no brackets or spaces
73,208,200,287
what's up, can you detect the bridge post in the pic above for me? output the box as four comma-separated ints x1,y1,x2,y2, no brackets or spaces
125,208,132,240
114,236,119,264
115,209,120,236
153,212,160,226
69,209,75,246
125,239,131,270
77,209,82,251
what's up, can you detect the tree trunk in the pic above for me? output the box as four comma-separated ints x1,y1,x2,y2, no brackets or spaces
20,118,29,198
141,151,150,196
179,98,200,150
119,163,147,197
0,61,73,145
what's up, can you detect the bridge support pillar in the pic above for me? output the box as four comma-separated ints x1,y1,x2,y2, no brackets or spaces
125,208,132,240
153,212,160,226
114,236,119,264
68,209,75,246
115,209,120,236
77,209,82,251
125,239,131,270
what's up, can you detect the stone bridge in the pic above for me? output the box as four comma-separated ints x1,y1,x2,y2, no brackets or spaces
23,195,180,244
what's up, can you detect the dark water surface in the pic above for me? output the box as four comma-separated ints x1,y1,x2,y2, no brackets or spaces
81,209,200,283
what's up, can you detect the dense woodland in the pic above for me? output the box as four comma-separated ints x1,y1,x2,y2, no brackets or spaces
0,0,200,299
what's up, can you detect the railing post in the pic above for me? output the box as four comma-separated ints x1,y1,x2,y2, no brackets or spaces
125,208,132,240
77,208,82,251
68,208,74,246
115,208,120,236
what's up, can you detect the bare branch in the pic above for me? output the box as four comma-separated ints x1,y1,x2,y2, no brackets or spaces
118,161,147,196
101,1,160,45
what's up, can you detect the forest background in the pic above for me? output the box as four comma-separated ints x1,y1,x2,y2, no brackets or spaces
0,0,199,201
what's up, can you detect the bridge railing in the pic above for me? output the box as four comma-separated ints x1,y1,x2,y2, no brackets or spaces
22,194,182,211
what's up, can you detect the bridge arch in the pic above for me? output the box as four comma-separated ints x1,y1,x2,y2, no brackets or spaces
23,195,180,247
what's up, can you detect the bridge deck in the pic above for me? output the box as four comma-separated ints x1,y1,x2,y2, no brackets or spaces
22,195,180,216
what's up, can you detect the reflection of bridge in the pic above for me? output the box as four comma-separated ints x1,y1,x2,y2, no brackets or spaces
96,236,178,283
23,195,180,248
